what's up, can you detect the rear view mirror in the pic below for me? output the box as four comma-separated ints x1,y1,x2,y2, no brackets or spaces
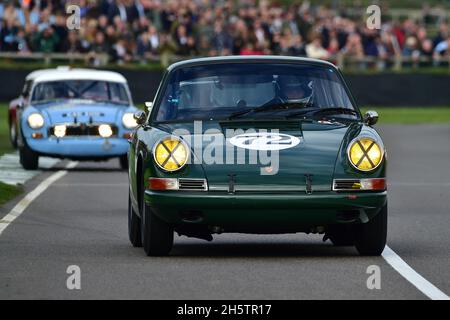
364,110,379,126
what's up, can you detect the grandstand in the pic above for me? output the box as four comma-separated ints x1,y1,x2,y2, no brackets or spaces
1,0,450,71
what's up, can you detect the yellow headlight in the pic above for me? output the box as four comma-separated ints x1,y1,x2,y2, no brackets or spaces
348,137,383,171
154,137,188,171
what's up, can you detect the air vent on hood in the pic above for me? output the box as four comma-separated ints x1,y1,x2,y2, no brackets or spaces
178,179,208,191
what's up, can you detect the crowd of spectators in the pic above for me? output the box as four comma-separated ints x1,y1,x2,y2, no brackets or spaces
1,0,450,68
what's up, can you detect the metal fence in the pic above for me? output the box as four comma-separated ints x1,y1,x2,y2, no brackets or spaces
0,52,449,72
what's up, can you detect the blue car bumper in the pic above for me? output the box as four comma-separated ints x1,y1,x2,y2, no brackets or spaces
27,137,129,159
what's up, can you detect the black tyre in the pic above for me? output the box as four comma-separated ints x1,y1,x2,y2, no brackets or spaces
9,120,18,149
119,154,128,170
128,193,142,247
140,198,173,256
327,225,355,246
355,203,388,256
19,142,39,170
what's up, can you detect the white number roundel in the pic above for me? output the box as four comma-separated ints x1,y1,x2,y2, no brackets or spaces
229,132,301,151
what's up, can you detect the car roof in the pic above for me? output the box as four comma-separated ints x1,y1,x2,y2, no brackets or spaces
167,55,337,72
31,68,127,84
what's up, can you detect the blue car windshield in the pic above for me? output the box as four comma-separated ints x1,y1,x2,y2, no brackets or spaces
154,63,357,122
31,80,130,105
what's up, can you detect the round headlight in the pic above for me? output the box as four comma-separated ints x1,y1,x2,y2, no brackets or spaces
348,137,384,171
153,137,188,172
98,124,113,138
54,125,66,138
122,113,138,129
27,113,44,129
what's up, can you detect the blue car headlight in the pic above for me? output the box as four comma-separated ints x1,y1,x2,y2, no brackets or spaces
122,113,138,129
27,113,45,129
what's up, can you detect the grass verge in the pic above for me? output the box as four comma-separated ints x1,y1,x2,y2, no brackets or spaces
361,107,450,124
0,103,13,157
0,182,22,207
0,104,21,207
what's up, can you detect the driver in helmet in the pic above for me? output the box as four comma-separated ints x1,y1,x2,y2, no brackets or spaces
276,75,313,105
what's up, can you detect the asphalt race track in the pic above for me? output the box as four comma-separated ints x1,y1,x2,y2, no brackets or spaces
0,124,449,300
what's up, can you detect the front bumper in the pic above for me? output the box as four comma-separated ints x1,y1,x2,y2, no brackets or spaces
144,190,387,230
27,137,129,159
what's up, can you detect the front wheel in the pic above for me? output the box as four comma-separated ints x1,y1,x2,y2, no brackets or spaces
141,203,174,256
19,143,39,170
128,193,142,247
355,203,388,256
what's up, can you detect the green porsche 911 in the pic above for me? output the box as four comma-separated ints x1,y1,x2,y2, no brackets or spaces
127,56,387,256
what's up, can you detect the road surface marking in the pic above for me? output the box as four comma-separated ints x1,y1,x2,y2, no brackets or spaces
383,246,450,300
0,152,60,185
0,161,78,237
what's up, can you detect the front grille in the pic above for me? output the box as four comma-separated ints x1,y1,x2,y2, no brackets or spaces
178,178,208,191
49,124,118,137
333,179,361,191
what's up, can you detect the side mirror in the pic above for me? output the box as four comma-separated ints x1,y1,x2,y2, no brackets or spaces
133,110,146,125
364,110,379,126
144,101,153,113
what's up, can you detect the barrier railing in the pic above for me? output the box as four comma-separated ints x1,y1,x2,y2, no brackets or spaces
0,52,449,71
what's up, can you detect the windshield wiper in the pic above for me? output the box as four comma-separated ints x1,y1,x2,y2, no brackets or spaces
287,107,359,119
228,102,308,120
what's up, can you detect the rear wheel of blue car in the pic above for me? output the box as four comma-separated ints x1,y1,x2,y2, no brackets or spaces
19,142,39,170
138,181,173,256
355,203,388,256
119,155,128,170
128,193,142,247
9,121,18,149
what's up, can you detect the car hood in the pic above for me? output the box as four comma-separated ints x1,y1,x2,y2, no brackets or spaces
154,120,357,192
32,101,128,125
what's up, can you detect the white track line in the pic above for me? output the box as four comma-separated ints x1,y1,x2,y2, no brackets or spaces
383,246,450,300
0,161,78,237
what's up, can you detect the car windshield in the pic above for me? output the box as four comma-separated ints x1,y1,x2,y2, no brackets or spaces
31,80,130,105
154,63,358,122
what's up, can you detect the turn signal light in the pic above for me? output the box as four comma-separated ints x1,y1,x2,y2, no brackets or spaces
333,178,386,191
148,178,178,191
32,132,43,139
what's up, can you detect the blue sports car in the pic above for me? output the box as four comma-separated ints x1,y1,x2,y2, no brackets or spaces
17,69,139,170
